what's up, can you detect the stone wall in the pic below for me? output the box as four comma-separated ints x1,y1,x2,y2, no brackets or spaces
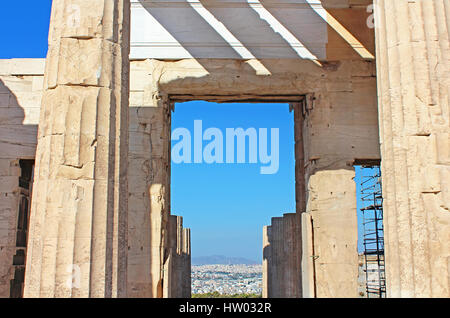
299,60,378,297
127,61,172,297
0,59,45,298
138,58,379,297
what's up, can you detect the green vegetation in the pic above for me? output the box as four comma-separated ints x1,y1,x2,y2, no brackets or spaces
192,292,261,298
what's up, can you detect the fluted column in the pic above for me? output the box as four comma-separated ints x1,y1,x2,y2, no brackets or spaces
24,0,130,297
374,0,450,297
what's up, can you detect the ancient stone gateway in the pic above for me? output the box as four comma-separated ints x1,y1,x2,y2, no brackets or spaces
0,0,449,298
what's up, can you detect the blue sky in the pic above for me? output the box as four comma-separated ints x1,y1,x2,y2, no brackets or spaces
1,1,368,261
0,1,52,59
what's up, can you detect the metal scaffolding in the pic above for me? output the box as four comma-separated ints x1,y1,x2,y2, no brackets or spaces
360,165,386,298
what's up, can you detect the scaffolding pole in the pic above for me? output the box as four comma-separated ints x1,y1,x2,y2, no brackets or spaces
360,165,386,298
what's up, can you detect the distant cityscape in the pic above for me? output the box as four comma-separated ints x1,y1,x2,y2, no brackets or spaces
192,255,259,266
191,256,262,295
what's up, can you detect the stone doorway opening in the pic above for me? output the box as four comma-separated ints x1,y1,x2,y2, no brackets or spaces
170,100,296,297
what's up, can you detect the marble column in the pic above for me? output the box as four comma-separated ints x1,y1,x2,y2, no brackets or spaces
23,0,130,297
374,0,450,297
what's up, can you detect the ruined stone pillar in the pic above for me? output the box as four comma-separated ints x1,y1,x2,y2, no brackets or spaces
23,0,130,297
262,214,302,298
164,215,191,298
282,213,302,298
374,0,450,297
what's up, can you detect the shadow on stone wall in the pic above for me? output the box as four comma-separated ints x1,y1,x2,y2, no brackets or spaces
136,0,374,73
0,78,38,298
